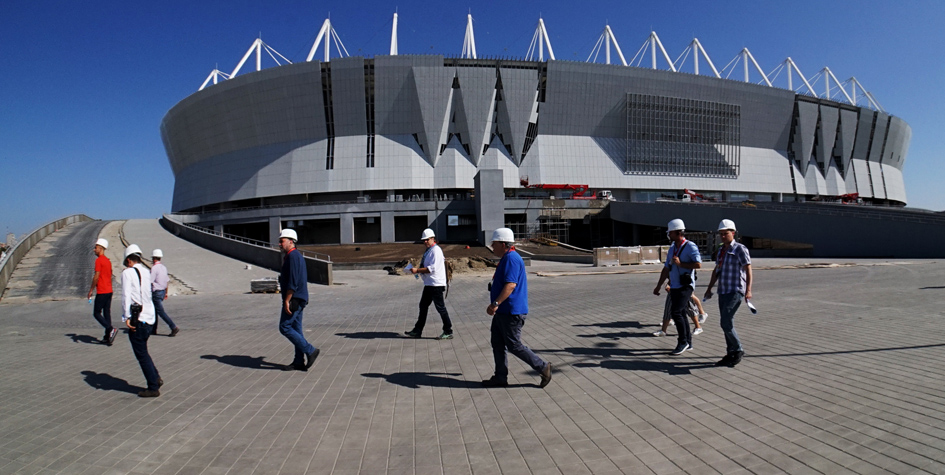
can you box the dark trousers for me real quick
[129,322,161,391]
[93,293,113,335]
[718,292,744,354]
[412,286,452,334]
[490,313,546,380]
[669,287,694,348]
[151,289,176,333]
[279,299,316,366]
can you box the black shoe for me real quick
[138,389,160,398]
[305,349,320,369]
[169,327,180,337]
[670,343,691,356]
[157,378,164,388]
[728,351,744,367]
[481,376,509,388]
[715,354,734,366]
[404,330,421,338]
[539,363,553,388]
[107,328,118,346]
[282,363,306,371]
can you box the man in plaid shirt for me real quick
[704,219,753,367]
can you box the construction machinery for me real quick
[519,177,614,200]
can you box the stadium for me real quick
[160,15,914,254]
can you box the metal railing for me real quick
[1,214,94,301]
[175,221,332,262]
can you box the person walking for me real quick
[652,219,702,355]
[278,229,319,372]
[150,249,180,337]
[482,228,552,388]
[703,219,753,367]
[405,228,454,340]
[88,238,117,345]
[653,284,705,337]
[121,245,162,397]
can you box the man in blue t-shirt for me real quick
[278,229,319,371]
[653,218,702,356]
[482,228,552,388]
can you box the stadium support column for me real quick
[269,218,281,246]
[475,169,505,245]
[340,214,354,244]
[380,212,395,243]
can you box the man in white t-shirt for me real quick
[405,229,454,340]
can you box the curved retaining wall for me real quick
[160,214,332,285]
[0,214,94,301]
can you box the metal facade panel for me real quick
[373,56,424,135]
[329,57,367,137]
[867,112,888,162]
[868,160,886,198]
[817,105,839,170]
[794,101,819,176]
[411,66,455,165]
[837,109,857,175]
[496,68,538,164]
[852,110,874,160]
[881,163,907,203]
[882,116,905,165]
[455,67,497,165]
[851,159,873,198]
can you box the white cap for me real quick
[718,219,736,232]
[124,244,143,259]
[491,228,515,243]
[152,249,163,258]
[420,228,435,240]
[667,219,686,232]
[95,238,108,249]
[279,229,298,241]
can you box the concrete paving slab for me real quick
[2,225,945,473]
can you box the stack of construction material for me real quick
[593,248,620,267]
[618,246,643,265]
[641,246,661,264]
[250,277,280,293]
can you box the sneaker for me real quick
[693,327,703,336]
[652,330,667,337]
[137,389,160,398]
[169,327,180,337]
[481,376,508,388]
[404,330,421,338]
[539,363,553,388]
[436,332,453,340]
[699,313,708,323]
[107,328,118,346]
[715,354,734,366]
[668,319,675,326]
[728,350,744,367]
[305,349,320,369]
[670,343,691,356]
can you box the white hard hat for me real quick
[95,238,108,249]
[124,244,143,259]
[420,228,435,240]
[279,229,298,241]
[667,219,686,232]
[152,249,163,258]
[718,219,737,232]
[491,228,515,243]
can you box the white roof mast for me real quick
[526,18,555,61]
[390,12,398,55]
[587,25,627,65]
[461,12,477,59]
[307,18,349,62]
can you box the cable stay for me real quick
[841,77,885,112]
[525,18,555,61]
[199,69,231,91]
[671,38,719,77]
[628,32,676,72]
[719,48,771,86]
[307,18,350,62]
[229,38,292,79]
[586,25,626,66]
[461,12,477,59]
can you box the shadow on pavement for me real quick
[574,360,716,375]
[66,333,101,344]
[362,372,533,389]
[335,331,402,339]
[919,286,945,289]
[573,321,649,329]
[200,354,285,370]
[81,371,140,394]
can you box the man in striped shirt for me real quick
[703,219,753,367]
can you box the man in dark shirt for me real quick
[277,229,319,371]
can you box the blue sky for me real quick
[3,1,944,238]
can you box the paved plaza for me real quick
[1,220,944,474]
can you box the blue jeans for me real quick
[669,287,694,348]
[280,299,316,366]
[152,290,177,330]
[129,322,161,390]
[490,313,547,380]
[718,292,744,354]
[93,293,113,335]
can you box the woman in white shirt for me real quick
[121,245,162,397]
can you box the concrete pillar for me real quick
[214,225,224,236]
[340,213,354,244]
[268,217,281,245]
[380,212,395,243]
[475,169,505,245]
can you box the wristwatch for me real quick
[492,301,500,307]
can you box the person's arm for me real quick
[704,268,719,300]
[284,289,294,314]
[744,264,752,301]
[653,267,670,295]
[88,270,100,298]
[487,282,517,315]
[121,270,134,328]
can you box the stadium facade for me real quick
[160,23,911,247]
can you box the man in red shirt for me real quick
[88,238,117,345]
